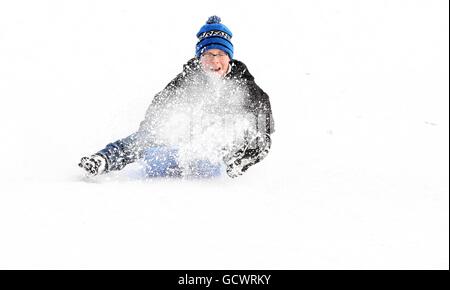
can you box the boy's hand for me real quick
[223,133,271,178]
[78,154,107,177]
[225,158,251,178]
[223,144,251,178]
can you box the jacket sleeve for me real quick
[247,80,275,136]
[226,77,274,174]
[233,60,275,135]
[96,130,153,172]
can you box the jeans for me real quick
[143,147,222,178]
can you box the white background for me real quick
[0,0,448,269]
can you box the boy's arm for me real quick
[224,80,275,178]
[78,59,198,176]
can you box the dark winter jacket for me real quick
[97,58,275,173]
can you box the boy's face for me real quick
[200,49,230,77]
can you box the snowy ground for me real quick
[0,0,448,269]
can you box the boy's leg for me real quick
[143,146,182,177]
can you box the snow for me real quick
[144,71,256,166]
[0,0,448,269]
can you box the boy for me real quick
[79,16,274,178]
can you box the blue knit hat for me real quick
[196,16,233,59]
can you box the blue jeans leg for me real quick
[143,147,223,178]
[143,147,181,177]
